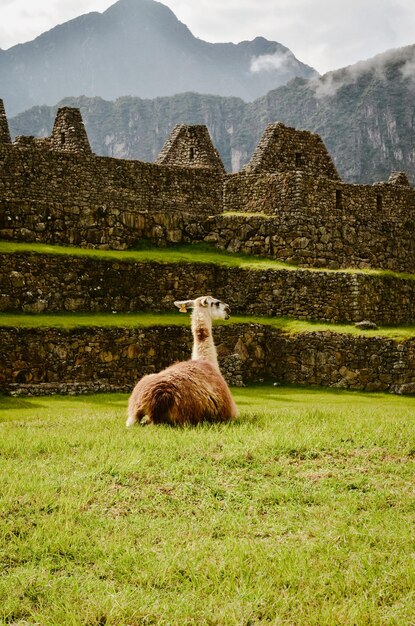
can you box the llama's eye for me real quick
[215,302,220,307]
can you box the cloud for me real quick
[309,73,339,99]
[250,50,292,73]
[309,59,383,100]
[400,55,415,81]
[309,45,415,99]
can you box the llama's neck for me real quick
[191,308,218,368]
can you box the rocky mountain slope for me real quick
[0,0,316,117]
[8,43,415,183]
[247,45,415,183]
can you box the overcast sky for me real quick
[0,0,414,74]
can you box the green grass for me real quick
[2,240,415,280]
[0,385,415,625]
[2,311,415,340]
[0,240,296,271]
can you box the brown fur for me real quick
[196,326,209,342]
[127,358,238,426]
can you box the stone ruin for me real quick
[49,107,92,154]
[243,121,340,179]
[13,107,91,153]
[1,99,415,396]
[156,124,224,172]
[1,100,414,273]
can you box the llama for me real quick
[126,296,238,426]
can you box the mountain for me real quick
[246,45,415,183]
[0,0,316,117]
[9,44,415,183]
[9,93,247,171]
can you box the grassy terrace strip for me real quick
[0,386,414,625]
[2,240,415,281]
[1,311,415,340]
[0,240,297,270]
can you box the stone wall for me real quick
[0,144,222,248]
[266,330,415,394]
[2,252,415,325]
[208,193,415,273]
[3,157,414,271]
[0,325,264,394]
[224,172,299,216]
[1,325,414,396]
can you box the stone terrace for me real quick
[1,100,415,396]
[2,249,415,326]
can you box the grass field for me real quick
[2,311,415,341]
[1,386,414,625]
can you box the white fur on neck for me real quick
[191,306,219,368]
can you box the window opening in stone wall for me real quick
[376,193,382,210]
[189,147,195,161]
[60,132,66,146]
[336,189,342,210]
[295,152,303,167]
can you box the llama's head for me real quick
[174,296,231,320]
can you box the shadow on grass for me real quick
[236,382,395,400]
[0,393,128,420]
[0,395,45,411]
[56,393,128,408]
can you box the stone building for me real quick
[243,122,340,179]
[156,124,224,172]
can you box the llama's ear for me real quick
[199,297,209,307]
[174,300,194,313]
